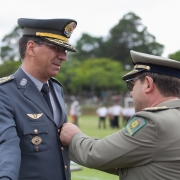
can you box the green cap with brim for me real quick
[122,50,180,80]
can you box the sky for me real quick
[0,0,180,57]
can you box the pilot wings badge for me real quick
[27,113,43,119]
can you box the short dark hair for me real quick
[18,36,44,60]
[139,72,180,98]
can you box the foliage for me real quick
[72,33,106,61]
[169,50,180,61]
[105,12,164,66]
[1,26,22,61]
[55,57,128,94]
[0,60,20,77]
[72,12,164,68]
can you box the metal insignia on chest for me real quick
[27,113,43,119]
[31,136,42,145]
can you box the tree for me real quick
[54,57,127,95]
[1,26,22,61]
[72,12,164,68]
[169,50,180,61]
[72,33,106,61]
[105,12,164,67]
[0,60,21,77]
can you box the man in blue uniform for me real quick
[0,18,77,180]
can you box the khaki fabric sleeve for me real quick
[69,115,158,171]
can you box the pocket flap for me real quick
[23,123,48,135]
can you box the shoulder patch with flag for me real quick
[126,116,147,136]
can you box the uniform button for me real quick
[64,165,67,170]
[61,147,64,151]
[34,129,38,134]
[58,129,61,133]
[35,146,39,152]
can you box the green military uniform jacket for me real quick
[69,99,180,180]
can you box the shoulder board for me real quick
[143,106,168,112]
[0,75,14,84]
[126,116,147,136]
[50,77,63,87]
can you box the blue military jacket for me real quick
[0,68,70,180]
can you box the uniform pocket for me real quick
[21,122,49,153]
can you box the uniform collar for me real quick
[21,66,49,91]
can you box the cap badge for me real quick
[64,22,76,38]
[20,78,27,86]
[31,136,42,145]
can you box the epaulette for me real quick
[143,106,168,112]
[0,75,14,84]
[50,77,63,87]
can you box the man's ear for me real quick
[144,76,154,93]
[26,41,36,57]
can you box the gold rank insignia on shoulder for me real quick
[126,116,147,136]
[0,75,14,84]
[27,113,43,119]
[31,136,42,145]
[143,106,168,111]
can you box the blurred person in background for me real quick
[122,105,135,122]
[60,50,180,180]
[111,100,123,128]
[0,18,77,180]
[96,104,108,129]
[70,100,82,127]
[107,103,114,128]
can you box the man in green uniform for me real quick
[60,50,180,180]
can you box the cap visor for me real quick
[44,37,77,52]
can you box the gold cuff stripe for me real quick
[134,65,150,70]
[36,32,69,42]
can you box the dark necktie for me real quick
[41,83,53,115]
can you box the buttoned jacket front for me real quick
[0,68,70,180]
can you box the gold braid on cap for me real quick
[45,37,72,48]
[36,32,69,42]
[134,65,150,70]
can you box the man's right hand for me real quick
[60,122,82,146]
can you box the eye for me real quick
[47,44,58,51]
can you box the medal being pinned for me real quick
[31,136,42,146]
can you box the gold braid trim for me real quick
[36,32,68,42]
[134,65,150,70]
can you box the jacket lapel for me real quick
[49,80,67,126]
[14,68,54,121]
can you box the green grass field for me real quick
[70,115,127,180]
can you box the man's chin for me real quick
[51,70,60,77]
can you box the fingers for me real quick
[60,122,82,146]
